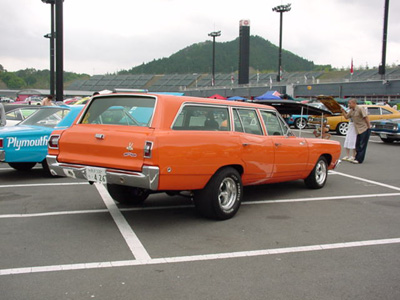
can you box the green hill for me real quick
[119,35,327,75]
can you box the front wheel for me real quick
[194,167,243,220]
[106,184,150,205]
[336,122,348,135]
[380,137,394,143]
[8,162,36,171]
[304,157,328,189]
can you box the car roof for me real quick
[94,93,278,111]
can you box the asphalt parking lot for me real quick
[1,130,399,300]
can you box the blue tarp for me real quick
[254,91,282,100]
[227,96,247,101]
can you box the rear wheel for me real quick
[8,162,36,171]
[304,157,328,189]
[106,184,150,205]
[41,159,55,177]
[336,122,348,135]
[295,118,307,129]
[194,167,242,220]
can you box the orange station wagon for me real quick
[46,93,341,220]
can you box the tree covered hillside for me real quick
[119,35,329,75]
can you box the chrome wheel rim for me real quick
[297,118,306,129]
[339,123,348,135]
[218,177,237,210]
[315,160,327,185]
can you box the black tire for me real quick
[106,184,150,205]
[8,162,36,171]
[194,167,243,220]
[304,157,328,189]
[41,159,55,177]
[380,137,394,143]
[336,122,348,136]
[295,118,307,129]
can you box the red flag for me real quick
[350,58,354,75]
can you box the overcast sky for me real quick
[1,0,399,75]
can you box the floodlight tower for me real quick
[208,31,221,86]
[272,3,291,82]
[41,0,55,97]
[42,0,64,101]
[379,0,390,78]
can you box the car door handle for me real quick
[275,143,282,147]
[300,141,305,145]
[242,143,250,147]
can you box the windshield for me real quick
[80,96,155,126]
[19,107,71,127]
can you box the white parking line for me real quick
[94,183,151,261]
[2,192,400,219]
[1,171,399,277]
[0,182,89,188]
[331,171,400,191]
[1,237,399,276]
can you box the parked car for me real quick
[0,97,14,103]
[286,114,308,129]
[73,96,91,105]
[5,106,43,126]
[251,99,332,131]
[371,118,400,143]
[46,93,341,220]
[308,97,400,135]
[0,105,84,174]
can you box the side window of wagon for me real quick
[235,109,263,135]
[172,105,230,131]
[260,111,285,136]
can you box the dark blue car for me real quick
[371,118,400,143]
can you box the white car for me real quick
[5,106,43,126]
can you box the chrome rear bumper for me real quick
[46,155,159,190]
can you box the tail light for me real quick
[0,138,3,148]
[48,134,60,149]
[144,141,153,158]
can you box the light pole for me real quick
[44,33,55,98]
[272,3,291,82]
[41,0,55,97]
[208,31,221,86]
[379,0,390,78]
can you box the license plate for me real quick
[380,133,387,139]
[86,167,107,184]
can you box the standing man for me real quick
[0,102,6,126]
[341,99,371,164]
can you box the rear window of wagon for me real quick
[80,96,155,127]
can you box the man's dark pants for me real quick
[355,129,371,163]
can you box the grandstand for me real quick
[66,68,400,95]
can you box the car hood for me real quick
[316,96,343,114]
[250,99,333,115]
